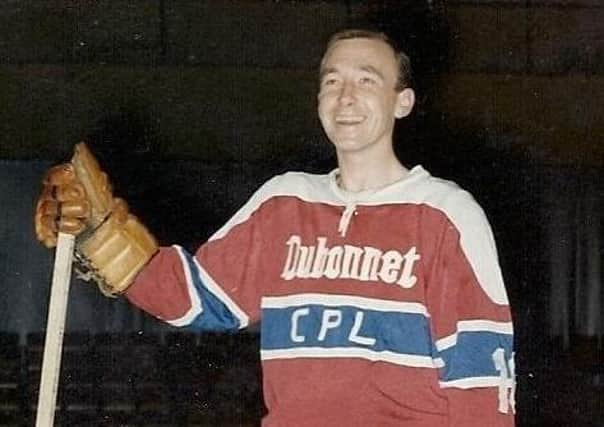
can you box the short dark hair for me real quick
[321,29,413,91]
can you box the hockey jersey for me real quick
[126,165,516,426]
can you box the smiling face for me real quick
[317,37,414,157]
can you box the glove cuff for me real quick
[76,212,158,297]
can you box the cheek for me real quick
[373,98,397,122]
[317,97,332,123]
[317,92,330,107]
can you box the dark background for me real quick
[0,1,603,426]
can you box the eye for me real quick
[322,77,338,86]
[359,76,377,85]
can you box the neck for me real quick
[336,147,408,192]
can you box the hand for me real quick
[34,143,158,296]
[34,164,91,248]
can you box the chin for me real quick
[329,132,362,146]
[332,139,370,154]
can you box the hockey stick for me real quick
[35,232,76,427]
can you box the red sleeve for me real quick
[125,246,197,323]
[424,197,516,427]
[124,183,277,331]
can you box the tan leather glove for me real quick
[34,164,91,248]
[34,143,158,296]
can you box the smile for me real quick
[335,115,365,125]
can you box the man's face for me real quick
[317,38,413,156]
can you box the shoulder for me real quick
[394,166,487,225]
[408,168,493,244]
[407,168,508,305]
[260,171,330,194]
[209,171,333,241]
[250,170,336,205]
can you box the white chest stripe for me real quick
[262,293,429,316]
[261,347,444,369]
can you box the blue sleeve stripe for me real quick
[192,256,250,328]
[167,246,248,332]
[438,330,514,382]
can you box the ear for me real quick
[394,88,415,119]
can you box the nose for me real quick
[338,81,356,105]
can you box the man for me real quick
[36,29,515,426]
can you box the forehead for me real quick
[320,38,398,77]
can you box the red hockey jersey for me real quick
[127,165,516,426]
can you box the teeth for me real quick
[336,115,364,124]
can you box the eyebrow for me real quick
[319,67,337,81]
[359,65,385,81]
[319,65,386,81]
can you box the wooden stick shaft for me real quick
[35,233,75,427]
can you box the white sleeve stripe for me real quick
[440,376,515,389]
[166,245,203,327]
[458,320,514,334]
[166,246,250,329]
[435,320,514,351]
[193,257,250,329]
[435,334,457,351]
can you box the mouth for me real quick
[335,115,365,125]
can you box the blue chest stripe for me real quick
[261,305,433,357]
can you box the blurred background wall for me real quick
[0,1,602,425]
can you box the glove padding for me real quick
[34,143,158,296]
